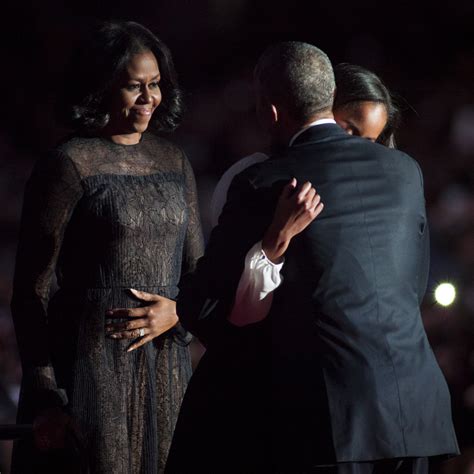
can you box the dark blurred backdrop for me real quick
[0,1,473,472]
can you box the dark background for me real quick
[0,1,473,472]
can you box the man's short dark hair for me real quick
[255,41,335,123]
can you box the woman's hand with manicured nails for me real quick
[105,289,179,352]
[262,178,324,263]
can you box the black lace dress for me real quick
[10,132,204,473]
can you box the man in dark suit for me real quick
[117,42,460,472]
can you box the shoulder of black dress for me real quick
[143,132,186,161]
[55,135,101,156]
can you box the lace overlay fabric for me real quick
[11,132,204,473]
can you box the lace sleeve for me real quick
[181,155,204,276]
[173,154,204,345]
[11,150,83,411]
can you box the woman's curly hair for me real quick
[58,21,184,133]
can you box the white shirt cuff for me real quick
[238,241,284,302]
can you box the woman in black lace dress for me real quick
[10,21,203,473]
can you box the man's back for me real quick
[168,39,459,471]
[169,124,458,472]
[236,124,459,466]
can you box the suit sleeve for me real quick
[177,170,269,348]
[418,222,430,305]
[414,160,430,305]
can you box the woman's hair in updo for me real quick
[333,63,400,147]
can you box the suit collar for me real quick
[289,119,337,146]
[290,123,347,147]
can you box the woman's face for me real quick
[107,50,162,134]
[333,101,388,142]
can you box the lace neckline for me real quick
[99,133,145,147]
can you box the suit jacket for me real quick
[171,124,459,470]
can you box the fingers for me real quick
[127,334,154,352]
[105,318,147,334]
[106,307,148,318]
[310,192,321,209]
[303,188,317,209]
[288,180,324,220]
[310,202,324,219]
[107,293,172,318]
[308,202,324,221]
[296,181,313,202]
[299,193,324,223]
[280,177,298,200]
[296,182,320,212]
[129,288,161,302]
[107,327,150,340]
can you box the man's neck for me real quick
[293,111,335,136]
[269,110,336,151]
[280,112,335,147]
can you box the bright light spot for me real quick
[435,283,456,307]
